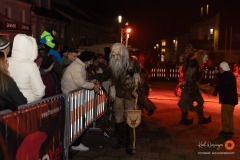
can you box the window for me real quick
[4,7,11,18]
[206,4,209,15]
[41,0,50,9]
[200,7,203,17]
[20,11,25,23]
[161,40,166,46]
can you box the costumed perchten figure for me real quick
[132,56,156,116]
[178,50,211,125]
[174,44,196,97]
[102,43,141,155]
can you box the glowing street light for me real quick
[210,28,214,35]
[118,15,132,48]
[121,23,131,47]
[118,15,122,23]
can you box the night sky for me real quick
[68,0,202,49]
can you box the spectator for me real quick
[40,24,62,64]
[87,53,108,82]
[0,51,27,111]
[61,48,78,77]
[0,35,10,57]
[38,44,62,94]
[103,47,111,64]
[8,34,45,103]
[39,53,57,98]
[218,62,238,138]
[61,50,100,151]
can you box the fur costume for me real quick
[102,43,141,154]
[178,50,211,125]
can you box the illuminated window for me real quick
[161,41,166,46]
[206,4,209,15]
[161,48,165,52]
[200,7,203,17]
[161,55,165,62]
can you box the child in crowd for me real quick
[40,24,62,64]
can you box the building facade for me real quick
[160,1,240,66]
[0,0,32,41]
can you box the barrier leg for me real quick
[88,93,102,132]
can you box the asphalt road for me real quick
[69,80,240,160]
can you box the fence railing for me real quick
[150,68,217,80]
[0,88,107,160]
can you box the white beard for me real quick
[109,58,125,79]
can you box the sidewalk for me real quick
[69,80,240,160]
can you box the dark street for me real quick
[69,80,240,160]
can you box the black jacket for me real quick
[219,71,238,106]
[0,77,27,111]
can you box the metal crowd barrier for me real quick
[150,68,179,79]
[0,94,66,160]
[0,88,107,160]
[150,68,216,80]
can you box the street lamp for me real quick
[118,15,122,42]
[173,39,178,62]
[118,15,122,23]
[121,23,131,47]
[209,28,214,53]
[210,28,214,35]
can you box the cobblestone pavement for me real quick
[69,80,240,160]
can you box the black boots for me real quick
[197,110,211,124]
[113,123,136,155]
[112,122,126,149]
[179,112,193,125]
[180,109,211,125]
[125,125,135,155]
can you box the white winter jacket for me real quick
[8,34,45,103]
[61,58,94,94]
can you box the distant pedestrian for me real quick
[217,62,238,138]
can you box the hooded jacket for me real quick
[8,34,45,103]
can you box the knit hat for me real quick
[78,50,95,62]
[0,35,10,50]
[40,56,53,70]
[219,62,230,71]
